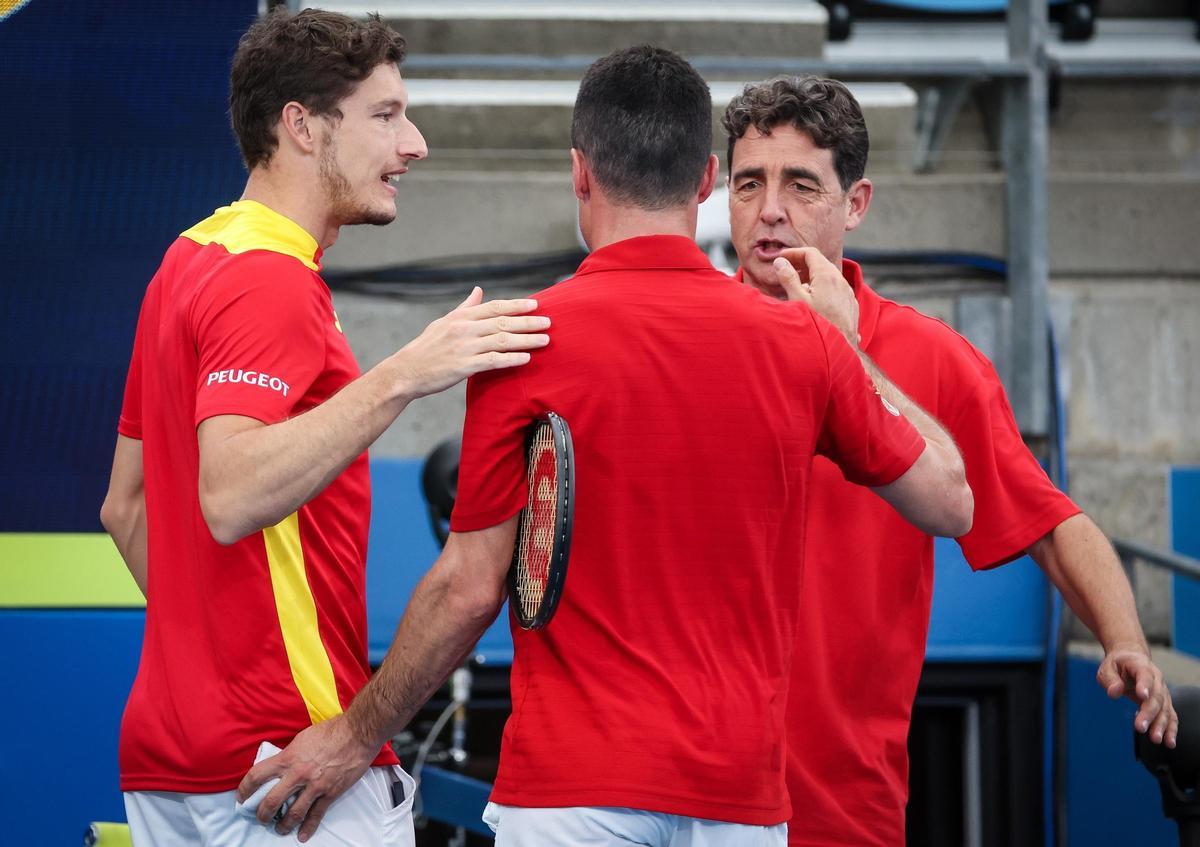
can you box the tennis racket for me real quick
[508,412,574,630]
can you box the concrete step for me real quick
[312,1,827,76]
[824,18,1200,66]
[325,169,1200,276]
[1070,640,1200,687]
[407,79,916,172]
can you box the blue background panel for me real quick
[1172,467,1200,658]
[925,537,1049,662]
[1,610,143,845]
[1064,654,1176,846]
[364,458,515,665]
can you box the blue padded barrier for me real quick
[1064,654,1177,845]
[925,538,1049,662]
[1172,467,1200,659]
[0,609,143,845]
[365,458,516,665]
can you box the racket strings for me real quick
[515,424,559,618]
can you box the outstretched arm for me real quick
[1029,513,1177,747]
[199,289,548,544]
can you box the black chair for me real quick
[1137,686,1200,847]
[421,437,461,548]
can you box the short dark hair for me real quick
[229,8,407,170]
[571,46,712,210]
[722,76,869,192]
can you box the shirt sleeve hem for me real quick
[117,417,142,440]
[961,498,1082,571]
[450,501,526,534]
[871,437,926,487]
[194,407,277,429]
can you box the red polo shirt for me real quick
[764,260,1080,846]
[117,200,395,792]
[452,236,924,825]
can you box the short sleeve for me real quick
[450,368,535,532]
[191,255,328,427]
[947,355,1081,569]
[814,317,925,487]
[117,297,147,440]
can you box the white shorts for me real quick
[483,802,787,847]
[124,743,415,847]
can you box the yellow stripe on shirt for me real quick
[180,200,320,271]
[262,512,342,724]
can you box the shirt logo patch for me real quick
[206,369,291,397]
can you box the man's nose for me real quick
[759,186,786,225]
[400,118,428,161]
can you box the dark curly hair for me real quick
[229,8,407,171]
[721,76,869,191]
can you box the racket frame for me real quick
[509,411,574,630]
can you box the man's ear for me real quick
[697,154,720,204]
[570,148,590,201]
[844,177,873,233]
[278,101,318,155]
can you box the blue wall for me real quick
[1171,467,1200,658]
[0,0,254,533]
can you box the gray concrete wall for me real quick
[325,171,1200,276]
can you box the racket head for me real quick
[508,412,574,630]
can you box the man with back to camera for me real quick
[237,46,973,846]
[722,75,1177,846]
[99,8,551,845]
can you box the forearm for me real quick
[103,500,148,596]
[859,351,959,463]
[202,355,415,542]
[858,350,971,535]
[345,559,505,747]
[1030,513,1148,653]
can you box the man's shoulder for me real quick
[873,294,995,378]
[187,246,322,307]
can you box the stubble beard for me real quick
[319,135,396,228]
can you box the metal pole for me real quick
[1005,0,1051,437]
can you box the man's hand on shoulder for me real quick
[1097,643,1178,748]
[236,714,379,842]
[772,247,860,347]
[392,286,551,398]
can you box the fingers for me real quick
[1148,698,1173,745]
[454,286,483,310]
[259,774,303,826]
[778,246,840,284]
[1095,658,1126,700]
[1132,663,1156,704]
[471,350,534,374]
[273,782,318,835]
[772,257,812,303]
[777,246,821,276]
[473,331,550,354]
[1103,651,1176,745]
[458,296,541,321]
[236,760,276,804]
[476,314,552,337]
[465,315,550,357]
[297,794,336,843]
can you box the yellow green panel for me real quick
[0,534,145,608]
